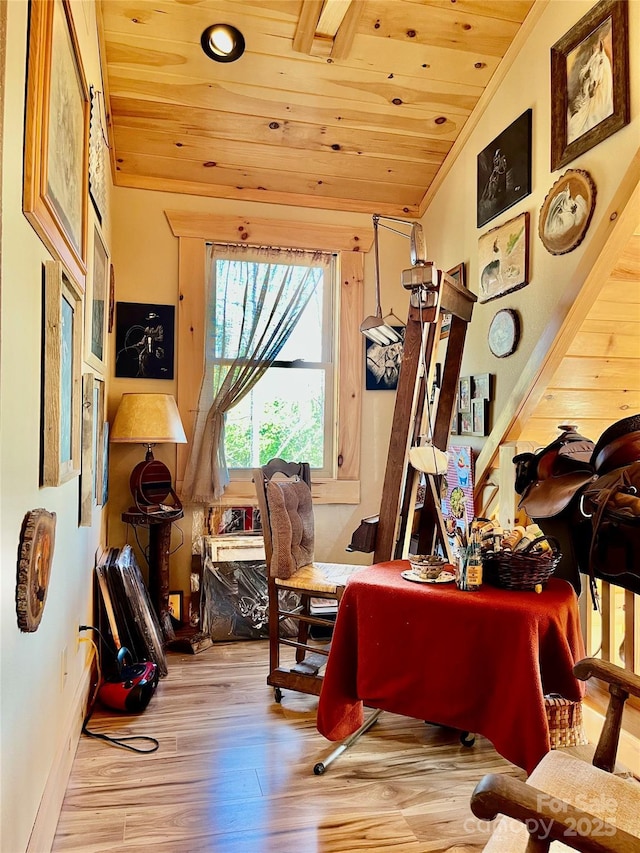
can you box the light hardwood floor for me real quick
[52,641,525,852]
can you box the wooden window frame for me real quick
[165,211,373,505]
[213,246,336,480]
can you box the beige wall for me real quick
[1,2,639,851]
[423,0,640,461]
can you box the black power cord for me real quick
[79,625,160,754]
[81,722,159,754]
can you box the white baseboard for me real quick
[26,650,94,853]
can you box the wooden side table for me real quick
[122,508,183,642]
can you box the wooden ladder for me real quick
[357,270,477,563]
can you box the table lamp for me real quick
[111,393,187,512]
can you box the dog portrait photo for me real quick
[539,170,596,255]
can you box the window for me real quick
[168,210,370,505]
[211,248,336,477]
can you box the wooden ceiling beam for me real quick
[294,0,358,60]
[331,1,362,60]
[293,0,324,54]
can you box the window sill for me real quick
[177,478,360,506]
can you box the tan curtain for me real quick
[182,243,329,502]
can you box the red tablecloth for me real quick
[317,562,586,774]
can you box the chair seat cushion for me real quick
[275,562,361,594]
[482,750,640,851]
[266,479,314,578]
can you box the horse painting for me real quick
[566,21,614,145]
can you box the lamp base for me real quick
[129,458,182,513]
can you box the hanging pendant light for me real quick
[360,216,404,345]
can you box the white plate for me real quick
[401,569,455,584]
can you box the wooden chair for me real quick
[470,657,640,852]
[253,458,361,703]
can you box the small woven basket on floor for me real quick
[545,694,588,749]
[482,536,561,591]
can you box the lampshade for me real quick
[361,214,428,344]
[111,394,187,446]
[361,216,406,345]
[360,317,403,345]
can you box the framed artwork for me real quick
[85,221,109,372]
[79,372,95,527]
[551,0,630,171]
[488,308,520,359]
[440,313,451,339]
[448,263,466,289]
[201,559,289,641]
[458,376,471,413]
[477,109,532,228]
[478,212,529,303]
[108,263,115,333]
[92,378,106,506]
[430,362,441,405]
[472,373,492,401]
[168,591,184,625]
[440,263,466,339]
[115,302,176,379]
[88,86,108,223]
[206,506,261,535]
[539,169,596,255]
[441,446,475,548]
[365,328,405,390]
[23,0,89,289]
[100,421,110,506]
[472,399,489,436]
[460,411,473,435]
[41,261,83,486]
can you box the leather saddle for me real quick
[518,470,595,519]
[514,416,640,597]
[515,424,595,517]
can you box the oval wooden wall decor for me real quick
[16,508,56,632]
[488,308,520,358]
[538,169,596,255]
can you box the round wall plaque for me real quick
[488,309,520,358]
[539,169,596,255]
[16,508,56,632]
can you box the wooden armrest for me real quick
[574,658,640,699]
[471,774,638,853]
[574,657,640,773]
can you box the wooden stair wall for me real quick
[518,223,640,448]
[475,153,640,496]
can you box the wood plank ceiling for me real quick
[99,0,535,216]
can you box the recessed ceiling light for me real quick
[200,24,245,63]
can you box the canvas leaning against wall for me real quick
[441,446,475,552]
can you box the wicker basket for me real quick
[482,536,561,591]
[545,694,588,749]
